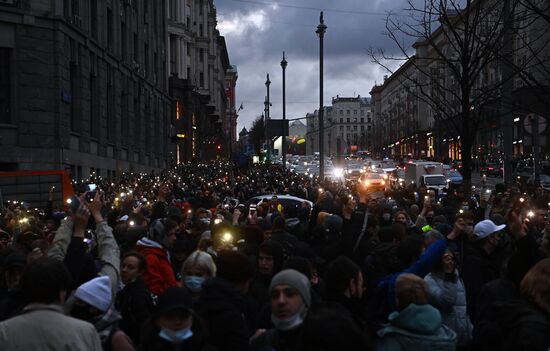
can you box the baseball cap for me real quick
[473,219,506,240]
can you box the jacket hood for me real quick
[378,304,456,344]
[389,303,442,335]
[137,237,163,249]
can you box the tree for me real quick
[370,0,528,192]
[248,115,265,154]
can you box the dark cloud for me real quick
[216,0,411,132]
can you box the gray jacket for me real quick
[0,304,102,351]
[48,218,120,296]
[425,271,473,346]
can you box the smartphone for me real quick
[69,195,80,214]
[86,184,97,202]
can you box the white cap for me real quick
[473,220,506,240]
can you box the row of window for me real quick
[338,109,370,116]
[339,125,372,131]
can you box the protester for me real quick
[375,273,457,350]
[181,250,217,301]
[0,258,102,350]
[116,251,154,344]
[139,287,211,351]
[425,249,473,348]
[251,269,311,350]
[135,218,179,296]
[69,275,134,350]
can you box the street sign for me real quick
[524,114,547,134]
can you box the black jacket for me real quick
[492,300,550,351]
[115,277,154,344]
[195,277,251,351]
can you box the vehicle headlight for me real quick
[383,174,388,179]
[381,180,386,185]
[360,169,365,173]
[365,181,370,186]
[333,168,344,177]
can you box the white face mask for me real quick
[271,305,306,331]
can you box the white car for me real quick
[246,194,313,210]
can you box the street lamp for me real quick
[265,74,271,161]
[316,12,327,180]
[281,52,288,170]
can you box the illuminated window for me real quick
[176,100,182,119]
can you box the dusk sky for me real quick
[215,0,412,136]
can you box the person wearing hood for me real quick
[115,251,154,345]
[251,269,312,351]
[69,276,134,351]
[375,273,456,351]
[249,240,284,307]
[135,218,179,296]
[139,287,211,351]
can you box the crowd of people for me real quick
[1,160,550,350]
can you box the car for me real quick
[481,163,503,177]
[345,163,365,180]
[245,194,313,211]
[358,172,387,192]
[445,169,463,185]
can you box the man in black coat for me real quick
[195,250,256,351]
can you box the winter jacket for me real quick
[115,277,154,344]
[195,277,251,351]
[0,303,102,351]
[135,238,177,296]
[378,239,448,311]
[375,303,457,351]
[49,218,121,296]
[490,299,550,351]
[461,242,510,317]
[251,326,303,351]
[425,271,473,346]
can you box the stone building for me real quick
[0,0,171,179]
[306,96,373,155]
[167,0,232,163]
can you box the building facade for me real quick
[167,0,232,163]
[0,0,171,179]
[306,96,373,155]
[370,1,550,162]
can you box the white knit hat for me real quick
[74,276,112,312]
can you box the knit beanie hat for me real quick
[74,276,112,312]
[270,269,311,307]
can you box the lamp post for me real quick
[265,74,271,161]
[316,12,327,180]
[281,52,288,169]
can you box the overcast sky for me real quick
[215,0,412,136]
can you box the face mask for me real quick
[184,276,205,293]
[159,326,193,344]
[198,218,211,226]
[382,213,391,222]
[271,305,306,331]
[71,304,97,322]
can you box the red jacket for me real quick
[136,240,177,296]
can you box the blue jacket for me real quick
[375,303,457,351]
[378,239,448,310]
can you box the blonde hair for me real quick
[395,273,429,310]
[520,258,550,314]
[181,250,217,278]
